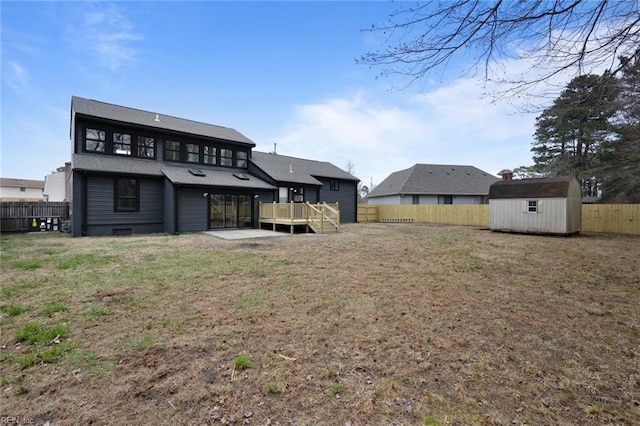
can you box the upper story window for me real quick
[330,179,340,191]
[203,146,216,165]
[82,126,156,159]
[186,143,199,163]
[165,140,181,161]
[113,132,131,155]
[85,128,106,152]
[236,151,248,168]
[137,137,156,158]
[220,149,233,167]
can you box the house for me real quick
[43,163,71,202]
[0,178,44,201]
[69,96,358,237]
[488,176,582,235]
[249,151,359,223]
[366,164,499,205]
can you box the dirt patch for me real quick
[1,224,639,424]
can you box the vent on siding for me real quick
[113,228,132,236]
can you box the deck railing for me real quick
[259,202,340,233]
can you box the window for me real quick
[412,195,420,205]
[137,136,156,158]
[114,178,139,212]
[528,200,538,213]
[330,179,340,191]
[220,149,233,166]
[113,132,131,155]
[203,145,216,165]
[292,187,304,202]
[20,187,26,192]
[85,128,106,152]
[236,151,248,168]
[438,195,453,205]
[165,140,181,161]
[186,143,199,163]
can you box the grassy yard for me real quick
[1,224,638,425]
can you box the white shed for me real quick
[489,176,582,235]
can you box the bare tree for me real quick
[358,1,640,97]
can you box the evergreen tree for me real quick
[532,73,619,196]
[600,51,640,202]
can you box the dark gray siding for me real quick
[70,171,83,236]
[84,175,163,235]
[317,178,358,223]
[163,180,176,234]
[177,187,207,232]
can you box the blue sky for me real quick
[2,1,539,186]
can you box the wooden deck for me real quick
[258,202,340,234]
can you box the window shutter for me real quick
[521,200,527,213]
[538,200,544,214]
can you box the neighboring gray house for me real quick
[249,152,359,223]
[367,164,499,205]
[489,176,582,235]
[69,96,358,236]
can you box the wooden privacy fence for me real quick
[0,201,69,233]
[358,204,640,235]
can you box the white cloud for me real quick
[68,4,141,71]
[4,61,29,92]
[259,81,538,187]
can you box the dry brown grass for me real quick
[1,223,639,425]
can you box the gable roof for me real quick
[71,96,255,146]
[489,176,576,199]
[0,178,45,189]
[250,151,358,185]
[368,164,499,197]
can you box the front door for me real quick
[209,194,251,229]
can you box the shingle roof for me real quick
[162,167,275,190]
[0,178,45,189]
[250,151,358,185]
[71,96,255,146]
[368,164,499,197]
[72,154,164,176]
[72,154,275,190]
[489,176,575,199]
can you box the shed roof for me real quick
[489,176,576,199]
[71,96,255,146]
[250,151,358,185]
[368,164,499,197]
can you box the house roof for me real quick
[162,167,275,190]
[71,96,255,146]
[250,151,359,185]
[72,154,275,190]
[368,164,499,198]
[489,176,576,199]
[0,178,45,189]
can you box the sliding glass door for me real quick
[209,194,251,229]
